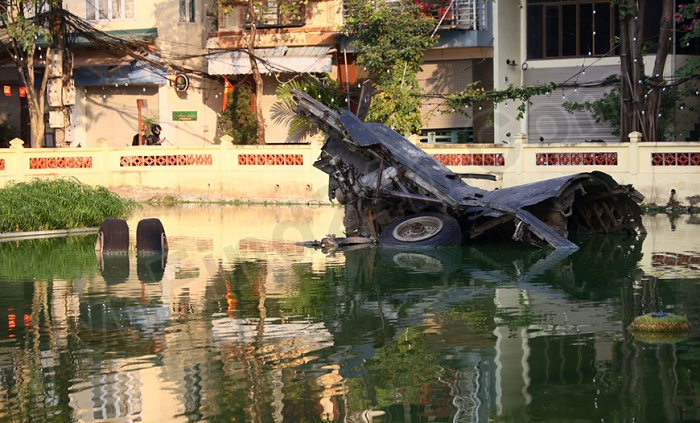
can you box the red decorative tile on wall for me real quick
[120,154,213,167]
[29,157,93,169]
[432,153,505,167]
[536,152,618,166]
[237,154,304,166]
[652,252,700,268]
[651,152,700,166]
[0,159,4,171]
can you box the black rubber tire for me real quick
[378,212,462,247]
[136,218,168,254]
[97,218,129,253]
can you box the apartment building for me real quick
[0,1,696,148]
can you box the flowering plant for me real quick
[675,2,700,44]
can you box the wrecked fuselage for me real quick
[293,90,646,250]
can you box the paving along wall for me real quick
[1,132,698,206]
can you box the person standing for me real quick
[132,125,147,146]
[146,124,167,145]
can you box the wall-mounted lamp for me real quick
[506,59,518,67]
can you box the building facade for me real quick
[0,1,697,149]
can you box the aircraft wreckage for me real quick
[292,90,646,251]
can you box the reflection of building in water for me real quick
[212,318,336,419]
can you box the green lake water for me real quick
[0,205,699,422]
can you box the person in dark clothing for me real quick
[132,125,147,146]
[146,124,166,145]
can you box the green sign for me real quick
[172,111,197,121]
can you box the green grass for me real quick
[629,313,691,333]
[0,178,141,233]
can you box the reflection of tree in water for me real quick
[345,327,451,419]
[214,258,343,421]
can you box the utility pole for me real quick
[48,4,75,147]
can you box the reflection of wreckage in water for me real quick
[293,90,646,250]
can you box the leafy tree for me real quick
[245,0,266,145]
[676,1,700,45]
[615,0,675,141]
[217,0,309,144]
[342,0,438,135]
[0,116,19,148]
[218,86,258,145]
[562,1,700,141]
[0,0,61,148]
[275,76,344,137]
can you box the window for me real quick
[527,0,616,60]
[180,0,195,23]
[86,0,135,21]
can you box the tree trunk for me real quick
[645,0,673,142]
[248,0,266,145]
[18,49,49,148]
[619,0,645,141]
[619,0,673,142]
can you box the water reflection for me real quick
[0,207,699,422]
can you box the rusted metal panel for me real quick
[293,90,646,251]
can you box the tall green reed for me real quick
[0,178,141,233]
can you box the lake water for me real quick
[1,205,699,423]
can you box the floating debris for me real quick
[629,312,691,343]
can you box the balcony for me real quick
[343,0,486,31]
[216,1,306,31]
[246,1,305,29]
[426,0,486,31]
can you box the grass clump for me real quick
[629,312,691,333]
[0,178,141,233]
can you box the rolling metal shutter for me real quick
[418,60,473,129]
[525,65,619,143]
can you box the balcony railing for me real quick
[428,0,486,31]
[342,0,486,31]
[246,1,305,29]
